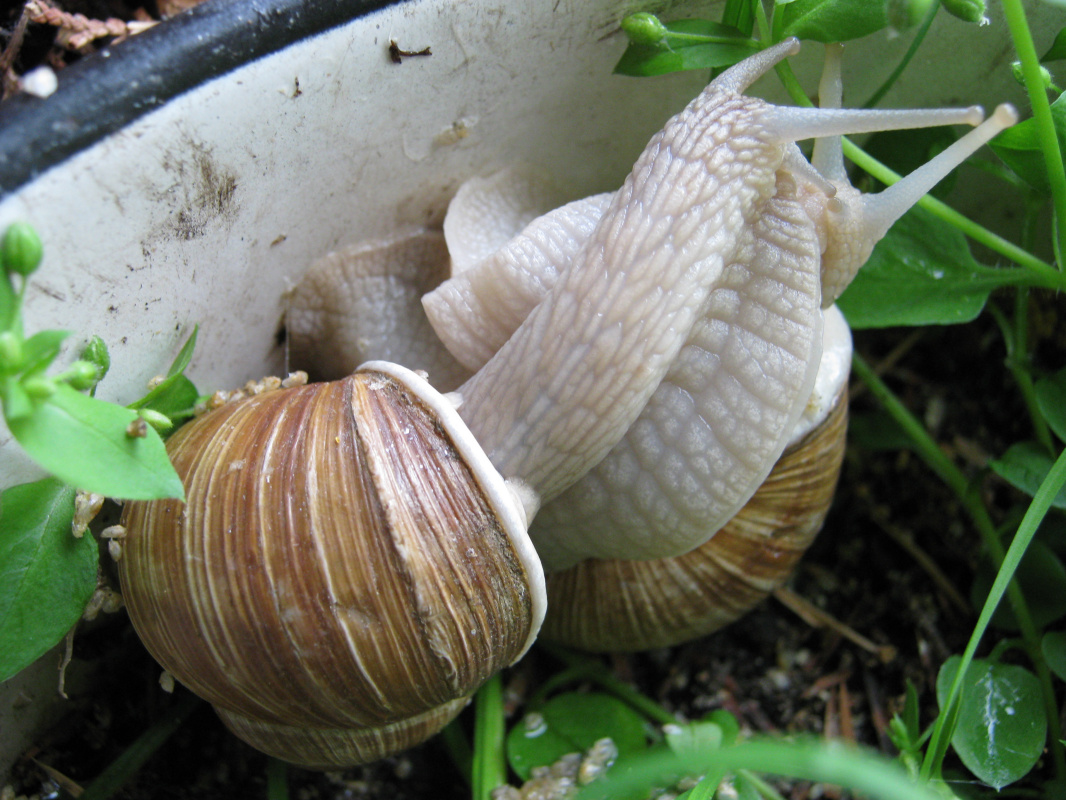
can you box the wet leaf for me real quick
[936,657,1045,789]
[506,693,646,780]
[838,206,1006,328]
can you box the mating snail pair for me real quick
[116,40,1017,769]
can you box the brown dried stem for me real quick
[25,0,155,50]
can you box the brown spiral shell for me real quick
[117,366,542,768]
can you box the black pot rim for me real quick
[0,0,401,198]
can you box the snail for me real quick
[119,39,1017,768]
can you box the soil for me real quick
[2,3,1064,799]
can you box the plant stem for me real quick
[987,298,1054,454]
[842,141,1062,287]
[863,0,940,109]
[472,673,508,800]
[1001,0,1066,269]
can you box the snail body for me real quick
[120,40,1019,767]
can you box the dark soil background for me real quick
[2,2,1065,799]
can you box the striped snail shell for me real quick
[117,364,544,769]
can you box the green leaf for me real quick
[838,206,1006,329]
[666,720,728,793]
[126,328,200,427]
[6,384,184,500]
[972,539,1066,630]
[778,0,888,42]
[128,374,199,426]
[665,720,723,755]
[614,20,756,77]
[1042,631,1066,682]
[722,0,756,36]
[990,441,1066,508]
[506,693,647,781]
[20,329,70,376]
[1043,28,1066,62]
[703,709,739,746]
[936,657,1046,790]
[0,478,96,682]
[166,325,198,378]
[1035,367,1066,443]
[990,91,1066,195]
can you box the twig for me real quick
[847,330,924,403]
[773,586,897,663]
[868,506,971,615]
[30,758,84,797]
[25,0,156,50]
[0,3,31,98]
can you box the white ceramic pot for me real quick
[0,0,1054,489]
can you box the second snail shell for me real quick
[541,386,847,652]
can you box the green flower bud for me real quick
[621,12,667,46]
[1,222,43,277]
[22,375,56,399]
[0,330,23,369]
[1011,61,1055,92]
[80,335,111,381]
[943,0,987,24]
[65,360,102,391]
[139,408,173,433]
